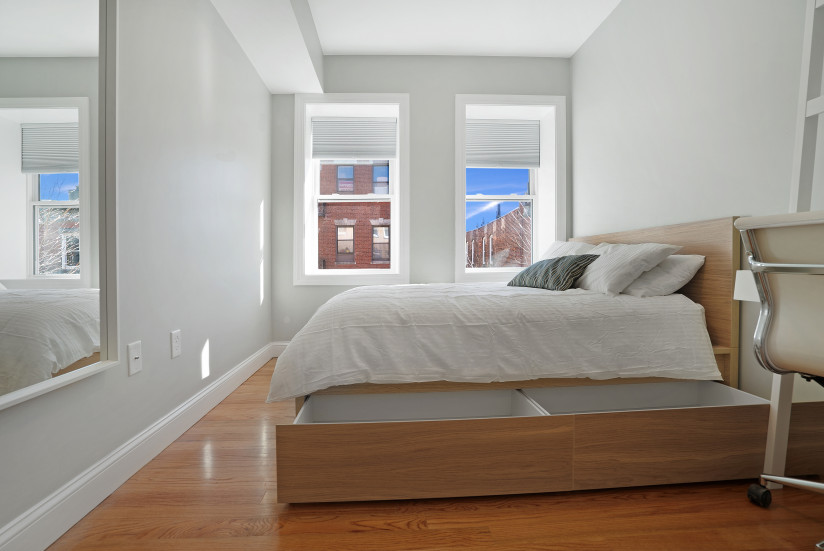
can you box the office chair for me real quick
[735,212,824,548]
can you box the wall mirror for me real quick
[0,0,117,410]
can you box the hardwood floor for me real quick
[49,360,824,550]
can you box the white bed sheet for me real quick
[267,282,721,402]
[0,288,100,395]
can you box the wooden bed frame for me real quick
[275,217,802,504]
[53,352,100,378]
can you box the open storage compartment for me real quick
[522,381,768,414]
[277,389,573,503]
[294,389,547,424]
[524,381,770,490]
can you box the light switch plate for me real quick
[127,341,142,376]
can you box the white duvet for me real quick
[0,289,100,395]
[267,283,721,401]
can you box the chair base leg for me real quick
[761,474,824,495]
[747,483,772,508]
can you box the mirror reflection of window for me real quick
[0,100,99,400]
[32,172,82,275]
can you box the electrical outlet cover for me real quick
[171,330,182,358]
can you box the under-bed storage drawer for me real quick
[276,390,574,503]
[522,382,770,490]
[276,382,770,503]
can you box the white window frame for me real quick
[294,93,410,286]
[15,98,91,287]
[454,95,567,283]
[27,173,84,278]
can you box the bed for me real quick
[273,217,779,503]
[271,217,741,403]
[267,284,722,401]
[0,288,100,396]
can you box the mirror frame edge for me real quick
[0,0,119,412]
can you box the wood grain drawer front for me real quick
[522,381,770,491]
[572,405,769,490]
[787,401,824,477]
[277,415,574,503]
[277,389,571,503]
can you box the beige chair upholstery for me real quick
[736,211,824,379]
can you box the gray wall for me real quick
[0,117,26,279]
[570,0,824,400]
[272,55,571,340]
[0,58,99,286]
[0,0,272,530]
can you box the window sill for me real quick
[295,270,409,286]
[456,268,522,283]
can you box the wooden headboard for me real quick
[572,217,740,386]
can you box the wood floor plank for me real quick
[47,359,824,551]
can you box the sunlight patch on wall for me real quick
[260,258,265,306]
[260,200,265,306]
[201,339,210,379]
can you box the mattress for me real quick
[267,282,721,402]
[0,288,100,396]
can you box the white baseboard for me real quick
[271,340,289,357]
[0,342,278,551]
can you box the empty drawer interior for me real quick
[295,389,547,424]
[522,381,769,415]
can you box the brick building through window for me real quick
[465,202,532,268]
[317,162,392,269]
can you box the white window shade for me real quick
[21,123,79,174]
[465,119,540,168]
[312,117,397,159]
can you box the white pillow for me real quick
[540,240,596,260]
[0,282,6,290]
[623,255,705,297]
[575,242,682,296]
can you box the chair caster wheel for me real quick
[747,483,771,508]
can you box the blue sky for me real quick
[39,173,79,201]
[465,168,529,231]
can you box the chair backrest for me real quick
[735,211,824,378]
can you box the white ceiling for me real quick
[0,0,98,57]
[0,0,620,91]
[308,0,621,58]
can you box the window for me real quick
[20,115,90,283]
[336,226,355,263]
[372,226,390,262]
[372,164,389,194]
[455,96,567,282]
[465,169,533,268]
[294,94,409,285]
[336,165,354,193]
[31,173,81,275]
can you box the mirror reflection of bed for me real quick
[0,0,100,399]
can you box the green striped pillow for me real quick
[507,254,600,291]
